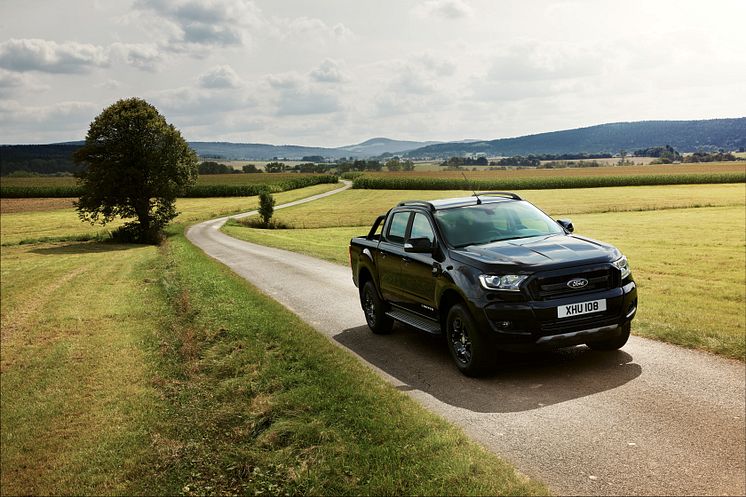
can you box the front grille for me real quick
[530,265,617,300]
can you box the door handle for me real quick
[402,256,411,264]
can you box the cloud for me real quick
[0,38,109,73]
[310,58,345,83]
[0,99,99,142]
[414,0,473,20]
[0,69,49,97]
[267,71,341,116]
[283,17,353,41]
[134,0,264,50]
[198,65,242,88]
[150,85,255,120]
[109,43,163,71]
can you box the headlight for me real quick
[479,274,527,291]
[613,256,631,279]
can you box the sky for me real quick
[1,0,745,146]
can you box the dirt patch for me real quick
[0,198,77,214]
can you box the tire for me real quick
[445,304,492,376]
[587,322,631,351]
[361,280,393,334]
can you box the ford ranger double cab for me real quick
[349,192,637,376]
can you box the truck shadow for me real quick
[334,323,642,413]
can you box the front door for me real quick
[400,212,438,319]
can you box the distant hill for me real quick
[405,118,746,158]
[336,137,440,156]
[2,118,744,175]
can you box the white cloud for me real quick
[310,58,345,83]
[109,43,163,71]
[198,65,243,88]
[414,0,473,20]
[150,85,255,118]
[0,99,99,143]
[134,0,264,50]
[0,38,109,73]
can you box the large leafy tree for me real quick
[74,98,198,243]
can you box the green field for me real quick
[222,185,746,361]
[0,186,546,495]
[0,183,340,246]
[0,173,338,198]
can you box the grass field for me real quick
[0,183,340,246]
[0,222,546,495]
[222,185,746,361]
[0,173,338,198]
[248,183,746,228]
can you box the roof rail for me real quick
[397,200,435,210]
[474,191,522,201]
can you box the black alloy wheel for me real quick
[446,304,491,376]
[361,281,393,334]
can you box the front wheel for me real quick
[361,281,393,334]
[445,304,492,376]
[587,322,631,351]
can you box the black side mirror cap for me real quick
[404,237,434,253]
[556,219,574,233]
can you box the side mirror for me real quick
[404,237,434,253]
[556,219,574,233]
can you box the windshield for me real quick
[434,201,564,248]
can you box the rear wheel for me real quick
[445,304,492,376]
[361,280,393,334]
[587,322,631,351]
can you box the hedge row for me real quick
[0,174,339,198]
[352,172,746,190]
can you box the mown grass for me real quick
[222,188,746,361]
[254,183,746,229]
[0,183,340,246]
[0,173,338,198]
[353,171,745,191]
[0,231,547,495]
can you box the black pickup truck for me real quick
[349,192,637,376]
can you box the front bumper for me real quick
[471,280,637,352]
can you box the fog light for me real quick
[497,321,512,329]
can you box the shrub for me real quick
[258,191,275,227]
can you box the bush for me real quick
[258,191,275,226]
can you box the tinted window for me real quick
[434,201,564,248]
[410,213,435,244]
[386,211,410,243]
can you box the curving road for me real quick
[187,182,745,496]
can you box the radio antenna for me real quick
[462,171,481,204]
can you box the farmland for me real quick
[0,173,338,198]
[0,183,545,495]
[0,183,340,245]
[222,184,746,360]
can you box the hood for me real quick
[451,234,619,269]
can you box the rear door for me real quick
[377,210,412,305]
[399,212,439,319]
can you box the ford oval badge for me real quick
[567,278,589,289]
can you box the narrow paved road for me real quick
[187,182,746,496]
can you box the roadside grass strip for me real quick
[0,230,547,495]
[139,229,547,495]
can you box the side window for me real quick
[409,213,435,244]
[386,211,411,244]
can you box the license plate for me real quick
[557,299,606,318]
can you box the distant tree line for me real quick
[682,151,738,163]
[0,144,82,176]
[634,145,682,163]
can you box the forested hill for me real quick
[405,118,746,158]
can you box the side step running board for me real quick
[386,308,441,334]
